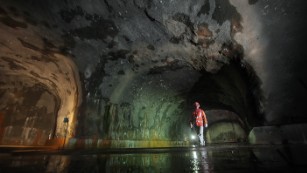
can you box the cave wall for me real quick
[0,0,82,145]
[0,0,306,146]
[77,66,200,141]
[0,80,58,145]
[62,0,258,142]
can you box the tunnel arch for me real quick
[0,16,82,145]
[0,54,82,145]
[205,109,247,143]
[187,59,264,143]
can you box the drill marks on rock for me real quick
[0,15,27,29]
[1,56,26,71]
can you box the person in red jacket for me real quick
[190,101,208,146]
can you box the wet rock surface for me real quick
[0,0,307,145]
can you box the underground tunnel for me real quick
[0,0,307,172]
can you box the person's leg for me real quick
[203,127,206,146]
[198,126,204,145]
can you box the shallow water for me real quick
[0,145,306,173]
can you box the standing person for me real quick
[190,101,208,146]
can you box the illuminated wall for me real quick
[0,0,307,147]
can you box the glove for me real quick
[205,124,208,128]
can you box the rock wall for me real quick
[1,0,306,147]
[0,0,82,145]
[249,124,307,145]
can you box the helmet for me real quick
[194,101,200,107]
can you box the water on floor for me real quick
[0,145,306,173]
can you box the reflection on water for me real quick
[0,146,305,173]
[67,153,173,173]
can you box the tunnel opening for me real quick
[0,53,82,147]
[71,57,264,146]
[187,59,264,144]
[205,110,247,143]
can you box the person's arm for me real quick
[202,110,208,127]
[190,112,194,128]
[190,118,193,128]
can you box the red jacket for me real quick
[192,108,208,127]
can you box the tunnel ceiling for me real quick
[1,0,307,142]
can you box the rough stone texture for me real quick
[0,0,307,146]
[0,0,82,144]
[248,124,307,144]
[248,126,283,145]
